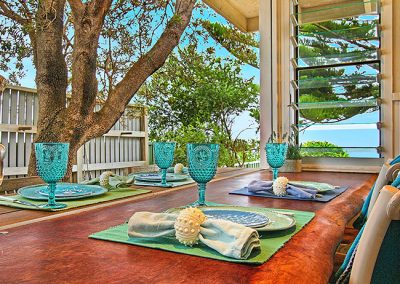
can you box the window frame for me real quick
[291,1,383,160]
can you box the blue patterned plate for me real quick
[135,173,188,182]
[18,183,107,201]
[201,209,270,228]
[166,206,296,232]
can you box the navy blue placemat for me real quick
[229,186,348,203]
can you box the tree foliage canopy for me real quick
[200,20,259,69]
[0,0,197,175]
[301,141,350,158]
[138,45,259,166]
[297,18,379,125]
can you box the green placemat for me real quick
[89,206,315,264]
[81,175,135,188]
[133,178,195,188]
[0,187,151,211]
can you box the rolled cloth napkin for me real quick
[127,211,260,259]
[167,167,189,174]
[247,180,318,199]
[81,175,135,188]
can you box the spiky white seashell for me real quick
[174,163,184,174]
[273,176,289,196]
[174,208,206,246]
[99,171,114,187]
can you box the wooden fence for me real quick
[0,85,148,181]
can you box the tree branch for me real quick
[67,0,84,14]
[315,23,374,51]
[35,0,69,130]
[66,0,112,120]
[91,0,113,18]
[91,0,196,139]
[0,1,38,70]
[0,1,30,25]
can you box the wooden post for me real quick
[259,0,273,169]
[76,146,84,182]
[141,108,149,165]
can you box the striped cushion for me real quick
[334,226,365,283]
[354,155,400,229]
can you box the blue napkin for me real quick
[247,180,318,199]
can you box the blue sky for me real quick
[1,7,261,141]
[1,7,379,157]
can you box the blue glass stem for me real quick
[272,168,279,180]
[161,168,167,185]
[48,183,56,206]
[198,183,206,206]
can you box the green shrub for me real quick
[301,141,350,158]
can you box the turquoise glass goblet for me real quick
[266,143,288,180]
[35,142,69,209]
[187,143,220,207]
[153,142,176,186]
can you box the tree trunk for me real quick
[27,109,94,178]
[27,0,196,179]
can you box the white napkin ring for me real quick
[174,208,207,246]
[273,177,289,196]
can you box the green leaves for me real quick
[301,141,349,158]
[138,46,259,167]
[297,16,380,125]
[200,20,259,68]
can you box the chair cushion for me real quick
[353,189,373,229]
[391,175,400,187]
[334,226,365,283]
[390,155,400,165]
[354,161,399,229]
[371,220,400,284]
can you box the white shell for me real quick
[174,208,206,246]
[99,171,114,187]
[273,176,289,196]
[174,163,184,174]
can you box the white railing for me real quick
[0,85,148,180]
[234,160,260,168]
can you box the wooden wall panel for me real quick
[393,101,400,156]
[393,0,400,93]
[392,0,400,157]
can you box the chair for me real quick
[350,185,400,283]
[391,155,400,165]
[353,158,400,229]
[334,158,400,282]
[390,170,400,187]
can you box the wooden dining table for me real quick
[0,169,375,284]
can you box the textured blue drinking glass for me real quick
[266,143,288,180]
[153,142,176,186]
[187,143,220,207]
[35,143,69,209]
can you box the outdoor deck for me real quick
[0,169,376,284]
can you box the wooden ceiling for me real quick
[202,0,259,32]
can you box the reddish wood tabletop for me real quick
[0,167,257,228]
[0,170,375,284]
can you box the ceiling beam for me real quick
[247,16,259,32]
[203,0,249,32]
